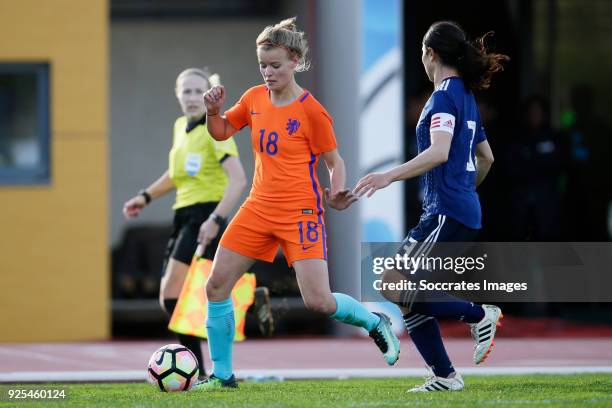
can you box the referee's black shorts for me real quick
[162,202,224,273]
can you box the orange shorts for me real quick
[220,204,327,266]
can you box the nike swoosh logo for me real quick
[250,111,260,115]
[155,349,166,365]
[302,245,314,251]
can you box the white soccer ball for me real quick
[146,344,199,392]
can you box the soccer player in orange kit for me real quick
[192,17,400,390]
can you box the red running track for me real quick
[1,337,611,374]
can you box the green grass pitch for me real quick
[1,374,611,407]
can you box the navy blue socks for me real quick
[404,313,455,378]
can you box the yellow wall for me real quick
[0,0,109,342]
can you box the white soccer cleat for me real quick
[470,304,503,365]
[408,369,464,392]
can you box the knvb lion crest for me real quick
[286,118,300,135]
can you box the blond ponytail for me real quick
[256,17,310,72]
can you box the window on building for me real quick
[0,63,50,185]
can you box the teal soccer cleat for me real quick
[190,374,238,391]
[369,312,400,365]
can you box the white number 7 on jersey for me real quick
[466,120,476,172]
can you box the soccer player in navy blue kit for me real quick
[355,21,509,392]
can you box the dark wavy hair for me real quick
[423,21,509,91]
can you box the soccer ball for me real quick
[147,344,199,392]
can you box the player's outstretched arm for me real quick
[322,149,358,211]
[354,131,451,198]
[474,140,494,187]
[122,171,175,219]
[204,85,239,141]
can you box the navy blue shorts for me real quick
[396,214,479,308]
[398,214,479,264]
[406,214,478,243]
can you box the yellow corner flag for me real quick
[168,256,256,341]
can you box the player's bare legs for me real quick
[192,246,256,391]
[293,259,400,365]
[159,259,190,309]
[292,259,336,313]
[206,246,256,301]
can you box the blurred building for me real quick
[1,0,611,342]
[0,0,108,341]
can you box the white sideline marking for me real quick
[1,367,612,383]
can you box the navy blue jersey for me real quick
[415,77,487,229]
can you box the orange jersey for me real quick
[224,85,337,219]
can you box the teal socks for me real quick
[330,292,380,332]
[206,298,235,380]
